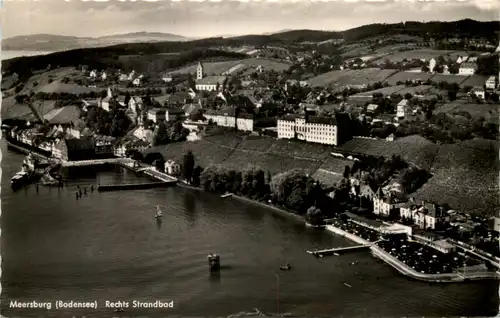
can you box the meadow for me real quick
[434,102,499,124]
[383,71,434,85]
[307,68,397,87]
[1,97,57,121]
[374,49,472,63]
[459,75,490,88]
[430,74,469,85]
[171,57,291,75]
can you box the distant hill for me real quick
[229,19,499,44]
[2,32,191,51]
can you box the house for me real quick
[459,62,478,75]
[128,97,143,114]
[442,65,450,75]
[204,106,254,132]
[132,78,141,86]
[428,58,436,72]
[277,112,351,146]
[162,74,173,83]
[467,56,478,63]
[119,74,128,81]
[89,70,97,79]
[401,199,449,230]
[396,99,409,119]
[101,72,107,81]
[373,188,405,217]
[128,71,136,81]
[147,108,166,123]
[164,160,181,175]
[367,104,379,113]
[456,56,463,64]
[165,108,185,122]
[485,76,496,89]
[94,135,116,157]
[472,86,485,99]
[114,138,149,157]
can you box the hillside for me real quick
[2,32,191,51]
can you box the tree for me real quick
[343,165,351,178]
[183,150,195,183]
[152,121,169,146]
[305,206,324,226]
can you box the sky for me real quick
[1,0,499,39]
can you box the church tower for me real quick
[196,61,204,80]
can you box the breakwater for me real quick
[97,181,177,192]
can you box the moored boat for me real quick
[220,193,233,198]
[305,222,326,229]
[11,170,34,190]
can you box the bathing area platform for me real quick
[97,181,177,192]
[307,240,383,256]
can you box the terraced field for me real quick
[460,75,490,88]
[413,139,499,217]
[338,136,440,170]
[430,74,468,85]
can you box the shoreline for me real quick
[6,142,498,283]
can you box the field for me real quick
[341,45,372,58]
[350,85,434,99]
[311,169,344,188]
[338,135,440,170]
[459,75,489,88]
[307,68,397,87]
[383,71,434,85]
[430,74,468,85]
[1,97,57,121]
[434,102,499,124]
[34,82,101,94]
[19,67,78,94]
[171,57,291,76]
[44,105,82,123]
[373,49,472,64]
[413,139,499,217]
[374,44,418,54]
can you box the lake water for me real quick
[1,50,53,61]
[1,141,498,317]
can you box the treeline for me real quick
[2,47,247,80]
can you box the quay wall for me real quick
[325,225,371,246]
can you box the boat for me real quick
[333,253,339,256]
[11,171,32,190]
[344,283,352,288]
[155,205,163,218]
[208,253,220,271]
[280,263,292,271]
[220,193,233,198]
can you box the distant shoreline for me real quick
[1,50,54,61]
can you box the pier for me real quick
[97,181,177,192]
[307,244,374,256]
[61,158,133,167]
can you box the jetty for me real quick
[97,181,176,192]
[61,158,132,167]
[307,240,382,256]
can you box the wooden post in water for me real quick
[275,274,279,316]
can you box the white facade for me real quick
[486,76,496,89]
[397,99,409,118]
[459,64,477,75]
[197,62,204,80]
[133,78,141,86]
[147,109,166,123]
[428,58,436,72]
[101,72,107,81]
[204,114,254,132]
[164,160,181,175]
[473,88,485,99]
[277,117,338,146]
[195,83,218,91]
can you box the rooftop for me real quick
[196,75,227,86]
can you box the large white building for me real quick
[396,99,409,119]
[277,113,349,146]
[400,200,449,230]
[204,107,254,132]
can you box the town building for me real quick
[147,108,166,123]
[373,188,405,218]
[458,62,478,75]
[485,76,497,89]
[277,112,351,146]
[164,160,181,175]
[94,135,116,157]
[428,58,436,72]
[101,72,107,81]
[164,108,185,122]
[400,199,449,230]
[396,99,409,119]
[204,107,254,132]
[472,86,485,99]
